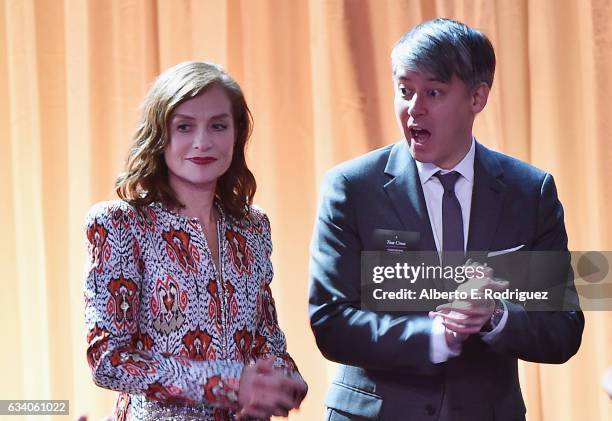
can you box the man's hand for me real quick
[237,358,307,420]
[444,323,469,351]
[432,261,508,335]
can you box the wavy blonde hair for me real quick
[116,61,256,220]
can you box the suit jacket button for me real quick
[425,404,436,416]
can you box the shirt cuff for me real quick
[430,315,461,363]
[480,299,509,342]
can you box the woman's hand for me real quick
[237,358,307,419]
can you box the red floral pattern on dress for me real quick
[233,328,253,360]
[225,229,253,275]
[206,278,223,333]
[131,331,154,351]
[252,332,269,356]
[162,228,200,273]
[107,276,139,332]
[110,347,159,376]
[86,222,109,272]
[182,327,213,360]
[224,278,238,321]
[259,283,279,330]
[145,382,195,406]
[86,323,109,369]
[150,275,188,335]
[203,376,239,409]
[132,239,145,276]
[111,207,132,229]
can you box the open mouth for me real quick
[410,127,431,143]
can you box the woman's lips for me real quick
[187,157,217,165]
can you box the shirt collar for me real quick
[415,138,475,185]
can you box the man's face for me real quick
[393,67,487,169]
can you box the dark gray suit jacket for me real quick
[308,141,584,421]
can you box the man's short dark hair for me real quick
[391,18,496,89]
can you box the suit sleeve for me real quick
[485,173,584,363]
[309,170,441,374]
[84,202,242,409]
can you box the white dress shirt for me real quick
[411,139,508,363]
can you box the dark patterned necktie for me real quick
[434,171,465,267]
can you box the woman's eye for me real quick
[176,124,191,132]
[428,89,441,97]
[212,123,228,131]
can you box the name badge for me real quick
[372,229,420,253]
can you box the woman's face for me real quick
[164,85,235,195]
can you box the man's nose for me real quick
[408,94,426,117]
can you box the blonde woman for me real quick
[84,61,307,420]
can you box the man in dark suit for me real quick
[309,18,584,421]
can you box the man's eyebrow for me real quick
[395,75,446,83]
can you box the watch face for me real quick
[491,301,504,325]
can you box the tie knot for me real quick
[435,171,460,193]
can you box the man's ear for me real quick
[471,82,490,113]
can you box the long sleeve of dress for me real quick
[251,213,301,377]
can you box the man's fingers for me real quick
[436,302,487,314]
[429,310,446,319]
[435,305,491,317]
[486,279,509,292]
[435,302,470,312]
[443,320,484,334]
[438,312,485,326]
[439,312,487,329]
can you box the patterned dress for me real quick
[84,200,301,420]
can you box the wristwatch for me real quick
[482,299,504,332]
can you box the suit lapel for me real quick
[383,142,437,252]
[467,143,506,257]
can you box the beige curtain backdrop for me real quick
[1,0,611,420]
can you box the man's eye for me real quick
[399,85,413,98]
[428,89,441,97]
